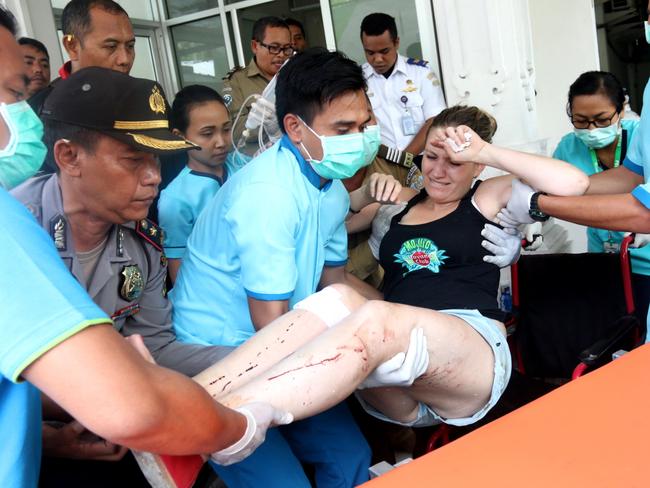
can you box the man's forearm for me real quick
[586,166,643,195]
[539,193,650,233]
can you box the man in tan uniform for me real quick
[223,16,292,151]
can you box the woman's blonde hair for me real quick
[428,105,497,143]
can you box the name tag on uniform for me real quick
[399,95,416,136]
[401,113,416,136]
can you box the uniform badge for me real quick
[119,265,144,302]
[149,86,166,114]
[223,94,233,107]
[51,215,67,251]
[427,72,441,86]
[402,80,417,93]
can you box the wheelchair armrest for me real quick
[578,315,640,367]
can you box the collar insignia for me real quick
[51,215,67,251]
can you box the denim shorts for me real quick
[356,308,512,427]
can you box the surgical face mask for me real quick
[645,21,650,44]
[574,120,620,149]
[299,119,380,180]
[0,101,46,190]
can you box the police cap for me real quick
[41,67,198,155]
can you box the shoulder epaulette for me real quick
[135,218,164,252]
[406,57,429,68]
[223,66,244,81]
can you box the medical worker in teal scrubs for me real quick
[553,70,650,330]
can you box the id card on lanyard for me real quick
[400,95,416,136]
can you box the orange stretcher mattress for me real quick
[363,344,650,487]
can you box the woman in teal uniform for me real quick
[553,70,649,326]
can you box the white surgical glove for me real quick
[358,328,429,389]
[481,224,522,267]
[247,96,280,138]
[624,232,650,248]
[210,402,293,466]
[496,179,536,228]
[522,222,544,251]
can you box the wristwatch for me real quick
[529,192,549,222]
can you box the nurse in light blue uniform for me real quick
[170,136,370,488]
[554,71,650,329]
[157,85,249,282]
[171,136,350,346]
[170,49,375,488]
[623,71,650,340]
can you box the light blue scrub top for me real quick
[553,119,650,275]
[624,79,650,341]
[158,152,249,259]
[0,188,108,488]
[170,136,349,347]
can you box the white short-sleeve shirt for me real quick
[363,54,446,151]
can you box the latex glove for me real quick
[358,328,429,389]
[210,403,293,466]
[365,172,402,205]
[522,222,544,251]
[42,420,128,461]
[481,224,522,267]
[496,179,536,227]
[624,232,650,248]
[247,96,280,137]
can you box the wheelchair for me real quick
[422,234,644,454]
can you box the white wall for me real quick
[529,0,600,152]
[433,0,539,148]
[528,0,600,252]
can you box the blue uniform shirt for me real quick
[158,152,249,259]
[170,136,349,347]
[554,119,650,275]
[625,80,650,205]
[0,188,108,487]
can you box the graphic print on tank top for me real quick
[394,237,448,275]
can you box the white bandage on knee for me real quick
[293,286,351,328]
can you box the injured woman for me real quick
[194,105,589,433]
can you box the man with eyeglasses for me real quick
[223,16,293,147]
[498,1,650,342]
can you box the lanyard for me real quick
[589,134,622,173]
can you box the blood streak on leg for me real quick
[267,353,343,381]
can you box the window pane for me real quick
[164,0,219,19]
[330,0,423,66]
[170,16,229,92]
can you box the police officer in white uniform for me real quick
[361,13,445,158]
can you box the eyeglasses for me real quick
[569,110,619,129]
[257,41,294,56]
